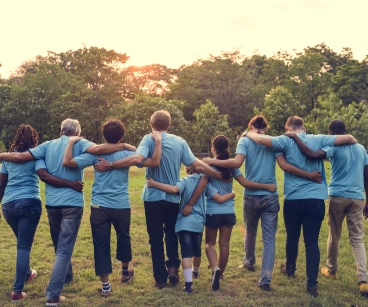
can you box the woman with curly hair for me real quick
[0,124,83,303]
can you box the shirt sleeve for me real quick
[205,182,218,199]
[74,153,97,169]
[0,162,8,174]
[29,141,49,160]
[273,150,284,158]
[235,138,247,157]
[321,146,335,159]
[231,168,243,178]
[79,138,96,153]
[271,135,288,152]
[181,139,196,166]
[135,135,151,159]
[175,177,187,194]
[35,159,47,171]
[315,135,336,148]
[365,152,368,166]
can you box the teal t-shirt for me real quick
[205,166,242,214]
[235,136,278,196]
[271,133,336,200]
[1,158,45,204]
[74,150,136,209]
[136,132,196,203]
[174,174,218,233]
[29,136,94,207]
[323,143,368,199]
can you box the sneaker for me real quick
[11,292,26,302]
[121,268,135,283]
[25,270,37,283]
[237,264,255,272]
[359,282,368,297]
[192,271,199,278]
[168,268,179,286]
[211,268,221,291]
[259,284,270,291]
[46,296,65,306]
[307,285,318,297]
[280,263,296,278]
[183,282,193,293]
[321,267,338,279]
[98,289,111,297]
[155,281,166,290]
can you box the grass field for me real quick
[1,162,368,306]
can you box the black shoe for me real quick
[168,268,179,286]
[244,264,255,272]
[155,281,166,289]
[259,284,270,291]
[192,272,199,278]
[183,282,193,293]
[211,268,221,291]
[307,285,318,297]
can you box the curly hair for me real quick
[9,124,39,152]
[212,135,231,181]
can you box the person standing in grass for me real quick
[203,116,322,291]
[62,119,162,296]
[284,119,368,298]
[245,116,357,297]
[0,118,128,306]
[95,110,224,289]
[0,124,84,303]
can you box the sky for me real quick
[1,0,367,78]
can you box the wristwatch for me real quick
[109,162,113,170]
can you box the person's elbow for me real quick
[134,155,146,165]
[190,160,202,173]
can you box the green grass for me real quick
[1,162,368,306]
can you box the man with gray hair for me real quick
[0,118,130,306]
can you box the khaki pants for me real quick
[326,196,368,282]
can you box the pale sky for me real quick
[1,0,367,78]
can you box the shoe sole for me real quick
[212,269,221,291]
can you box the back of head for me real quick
[248,115,268,130]
[151,110,171,131]
[328,119,347,135]
[185,166,196,175]
[102,119,126,143]
[285,116,304,132]
[61,118,81,136]
[10,124,39,152]
[212,135,231,181]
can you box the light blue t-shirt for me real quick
[1,158,45,204]
[136,132,196,203]
[323,144,368,199]
[271,133,336,200]
[174,174,218,233]
[29,136,94,207]
[205,166,242,214]
[74,150,136,209]
[235,136,278,196]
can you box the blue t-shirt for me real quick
[205,166,242,214]
[271,133,336,200]
[323,144,368,199]
[1,158,45,204]
[74,150,136,209]
[235,136,278,196]
[175,174,218,233]
[136,132,196,203]
[29,136,94,207]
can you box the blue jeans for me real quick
[283,199,325,287]
[144,200,180,283]
[243,195,279,285]
[2,198,42,293]
[46,207,83,300]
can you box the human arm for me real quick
[181,176,208,216]
[203,154,245,169]
[0,173,8,201]
[333,135,357,145]
[235,175,277,192]
[0,151,34,163]
[86,142,125,155]
[245,132,273,148]
[190,160,223,180]
[122,143,136,151]
[284,133,326,160]
[212,191,236,203]
[363,165,368,219]
[36,169,84,192]
[146,177,179,194]
[62,137,79,167]
[141,131,162,167]
[276,155,322,183]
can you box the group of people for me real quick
[0,110,367,306]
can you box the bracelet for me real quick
[187,203,194,207]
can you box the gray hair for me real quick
[60,118,81,136]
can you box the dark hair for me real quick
[185,166,196,175]
[248,115,267,130]
[9,124,39,152]
[212,135,231,181]
[328,119,347,135]
[101,119,125,143]
[151,110,171,131]
[285,116,304,131]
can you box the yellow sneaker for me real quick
[321,267,338,279]
[359,282,368,297]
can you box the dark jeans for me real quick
[284,199,325,287]
[2,198,42,293]
[144,200,180,283]
[46,207,83,300]
[90,207,132,276]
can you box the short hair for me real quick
[185,166,196,175]
[102,119,126,143]
[61,118,81,136]
[9,124,39,152]
[328,119,347,135]
[248,115,268,130]
[151,110,171,131]
[285,116,304,131]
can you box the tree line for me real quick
[1,43,367,152]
